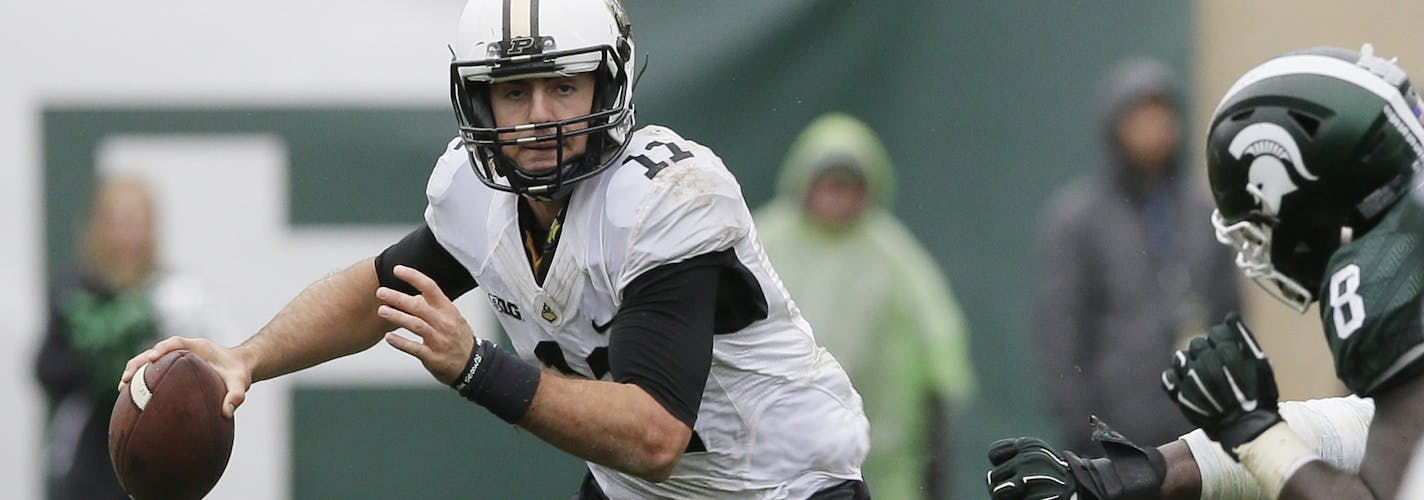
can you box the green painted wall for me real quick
[43,2,1193,498]
[291,387,582,499]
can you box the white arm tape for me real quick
[1234,422,1321,498]
[1182,396,1373,500]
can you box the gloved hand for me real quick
[985,417,1165,500]
[986,437,1078,500]
[1161,312,1282,460]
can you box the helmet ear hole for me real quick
[1288,110,1321,137]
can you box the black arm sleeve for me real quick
[608,248,767,428]
[375,224,477,299]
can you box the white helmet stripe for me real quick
[1215,54,1424,145]
[504,0,536,39]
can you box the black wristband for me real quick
[450,339,542,424]
[1065,416,1168,500]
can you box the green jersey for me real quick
[1319,196,1424,395]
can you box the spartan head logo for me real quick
[1227,122,1316,217]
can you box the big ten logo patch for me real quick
[489,294,523,320]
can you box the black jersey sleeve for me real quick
[608,248,767,428]
[375,224,477,299]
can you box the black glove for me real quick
[985,417,1165,500]
[1161,312,1282,460]
[986,437,1077,500]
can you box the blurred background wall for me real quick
[4,1,1419,498]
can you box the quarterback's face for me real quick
[490,73,597,174]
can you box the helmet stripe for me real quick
[1216,54,1424,145]
[503,0,535,40]
[501,0,510,40]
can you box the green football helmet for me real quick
[1208,44,1424,312]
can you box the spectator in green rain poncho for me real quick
[755,112,977,499]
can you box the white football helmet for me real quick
[450,0,636,199]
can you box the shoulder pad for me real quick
[426,138,470,202]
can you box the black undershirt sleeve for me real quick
[608,248,768,428]
[375,224,477,299]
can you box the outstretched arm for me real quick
[239,257,397,382]
[119,257,397,416]
[119,223,478,417]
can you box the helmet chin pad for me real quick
[489,147,596,200]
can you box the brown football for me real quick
[109,349,235,500]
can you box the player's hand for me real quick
[119,336,252,419]
[987,416,1166,500]
[986,437,1078,500]
[377,265,479,386]
[1161,312,1282,459]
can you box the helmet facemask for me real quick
[1212,210,1314,312]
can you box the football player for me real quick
[117,0,872,498]
[986,44,1424,500]
[1162,44,1424,500]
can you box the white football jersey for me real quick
[424,125,869,499]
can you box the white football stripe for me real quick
[130,363,153,411]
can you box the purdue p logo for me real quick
[506,36,536,55]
